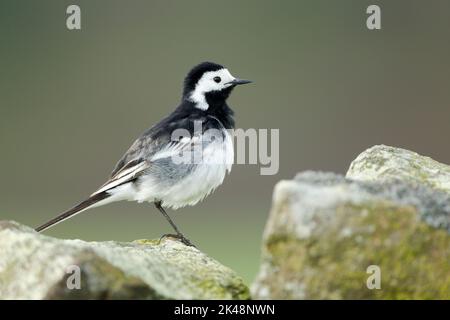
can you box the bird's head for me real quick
[182,62,252,110]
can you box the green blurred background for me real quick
[1,0,450,284]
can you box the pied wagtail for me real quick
[35,62,252,246]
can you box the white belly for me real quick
[112,131,234,209]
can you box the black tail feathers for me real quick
[35,192,110,232]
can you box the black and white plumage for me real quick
[35,62,252,246]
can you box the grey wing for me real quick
[101,113,218,194]
[110,116,205,177]
[91,158,150,196]
[111,134,156,177]
[90,133,167,196]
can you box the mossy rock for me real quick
[347,145,450,194]
[252,171,450,299]
[0,221,250,300]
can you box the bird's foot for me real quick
[158,233,196,247]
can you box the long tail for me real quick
[35,191,110,232]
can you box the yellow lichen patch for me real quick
[133,239,161,246]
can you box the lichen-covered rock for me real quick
[347,145,450,194]
[252,171,450,300]
[0,221,250,300]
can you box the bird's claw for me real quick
[158,233,196,247]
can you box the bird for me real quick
[35,61,252,246]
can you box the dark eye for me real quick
[213,76,221,83]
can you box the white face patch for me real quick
[189,68,236,110]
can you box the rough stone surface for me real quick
[252,171,450,300]
[347,145,450,194]
[0,221,250,300]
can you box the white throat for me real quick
[188,68,235,110]
[190,89,209,110]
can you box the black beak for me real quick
[227,78,253,86]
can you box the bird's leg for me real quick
[154,201,195,247]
